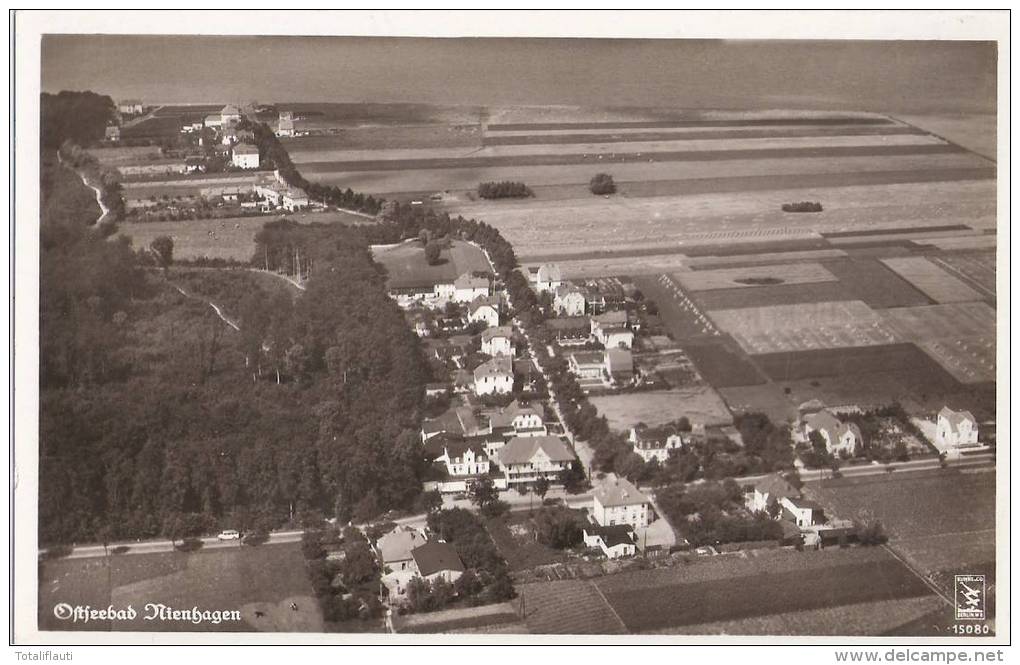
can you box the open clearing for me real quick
[808,468,996,605]
[39,543,323,632]
[674,263,837,291]
[589,387,734,431]
[370,239,491,289]
[708,301,897,355]
[881,257,986,303]
[879,302,996,383]
[590,547,934,634]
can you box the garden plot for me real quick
[589,387,734,431]
[878,303,996,384]
[674,263,837,291]
[708,301,899,355]
[880,257,985,303]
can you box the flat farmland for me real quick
[928,252,997,301]
[516,580,627,634]
[589,387,734,431]
[708,301,898,355]
[674,263,837,291]
[894,113,997,160]
[283,124,482,152]
[809,469,996,606]
[820,257,933,308]
[881,257,985,303]
[879,302,996,383]
[753,343,960,387]
[482,125,926,146]
[682,342,768,388]
[371,239,492,289]
[694,281,866,310]
[593,547,935,634]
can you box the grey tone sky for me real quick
[41,36,996,114]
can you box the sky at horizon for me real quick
[41,36,998,115]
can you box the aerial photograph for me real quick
[21,12,1003,646]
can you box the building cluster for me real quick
[375,526,465,601]
[583,476,652,559]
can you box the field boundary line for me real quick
[589,579,629,633]
[880,544,954,609]
[891,528,995,542]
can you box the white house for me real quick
[410,541,465,585]
[473,356,514,395]
[376,525,427,573]
[497,435,576,486]
[591,311,633,349]
[467,296,501,328]
[282,188,309,211]
[747,474,800,515]
[232,143,260,170]
[583,525,637,559]
[204,114,223,129]
[553,285,587,316]
[592,475,649,529]
[936,406,979,449]
[780,496,825,527]
[489,400,546,438]
[803,410,862,456]
[480,326,514,357]
[277,110,295,137]
[567,351,605,381]
[629,423,686,463]
[220,104,242,126]
[434,439,490,478]
[453,273,490,303]
[535,264,562,293]
[605,348,634,386]
[117,99,144,115]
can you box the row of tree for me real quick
[477,181,533,199]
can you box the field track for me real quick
[487,117,896,131]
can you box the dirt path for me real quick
[249,268,306,291]
[170,283,240,330]
[58,151,110,225]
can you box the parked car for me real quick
[217,529,240,541]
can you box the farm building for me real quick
[232,143,260,170]
[473,356,514,396]
[583,524,637,559]
[497,435,576,487]
[535,264,563,293]
[936,406,979,450]
[467,295,501,328]
[629,423,687,463]
[452,273,490,303]
[803,410,862,456]
[480,326,514,357]
[553,284,587,316]
[747,474,800,514]
[592,475,649,529]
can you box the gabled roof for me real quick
[443,438,487,461]
[489,400,541,429]
[593,310,628,326]
[233,143,259,154]
[473,356,513,381]
[939,406,976,432]
[221,104,241,115]
[753,474,799,500]
[469,294,501,313]
[377,526,426,564]
[411,541,465,577]
[605,348,633,376]
[454,273,489,289]
[481,326,513,343]
[593,475,648,508]
[632,422,683,444]
[569,351,604,367]
[585,524,635,548]
[498,436,575,466]
[537,264,561,283]
[805,410,861,444]
[554,284,585,299]
[784,496,823,511]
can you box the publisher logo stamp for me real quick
[954,574,986,620]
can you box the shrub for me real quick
[477,181,533,199]
[781,201,823,213]
[589,173,616,195]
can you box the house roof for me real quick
[593,310,628,326]
[798,399,827,414]
[605,348,633,375]
[469,295,501,313]
[632,422,683,444]
[473,356,513,381]
[443,438,488,461]
[554,284,585,299]
[377,526,426,564]
[545,317,589,331]
[119,99,143,106]
[537,264,561,283]
[805,410,861,444]
[454,273,489,289]
[585,524,636,548]
[498,436,575,466]
[221,104,241,115]
[939,406,976,433]
[784,496,823,511]
[753,474,800,500]
[453,369,473,387]
[411,541,465,577]
[481,326,513,343]
[594,475,648,508]
[233,143,259,155]
[569,351,604,367]
[489,400,541,429]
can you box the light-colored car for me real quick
[217,530,240,541]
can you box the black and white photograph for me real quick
[10,9,1011,653]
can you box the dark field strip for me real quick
[519,238,831,264]
[821,257,934,309]
[616,167,996,199]
[488,117,895,131]
[753,343,961,387]
[299,143,960,173]
[822,224,972,238]
[601,558,932,631]
[153,104,225,116]
[483,125,923,146]
[682,341,767,388]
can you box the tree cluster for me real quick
[41,91,115,149]
[589,173,616,195]
[781,201,823,213]
[656,480,783,547]
[477,181,533,199]
[425,508,515,604]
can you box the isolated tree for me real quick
[150,235,174,270]
[589,173,616,195]
[424,241,443,265]
[533,476,550,502]
[468,477,499,511]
